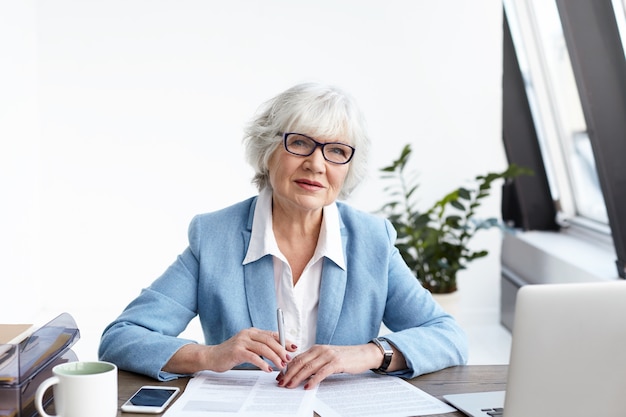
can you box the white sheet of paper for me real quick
[314,372,457,417]
[162,370,317,417]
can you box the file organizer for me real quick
[0,313,80,417]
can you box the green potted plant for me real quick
[379,144,530,294]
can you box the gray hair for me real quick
[243,82,371,200]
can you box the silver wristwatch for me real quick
[370,337,393,374]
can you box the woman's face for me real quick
[268,133,351,215]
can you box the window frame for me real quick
[555,0,626,278]
[503,0,626,278]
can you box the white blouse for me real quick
[243,188,346,353]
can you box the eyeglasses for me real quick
[282,132,355,165]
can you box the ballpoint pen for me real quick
[276,308,287,373]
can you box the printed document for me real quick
[163,370,316,417]
[314,372,457,416]
[164,370,455,417]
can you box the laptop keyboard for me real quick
[481,407,503,416]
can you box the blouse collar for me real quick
[243,187,346,270]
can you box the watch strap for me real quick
[370,337,393,374]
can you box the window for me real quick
[503,0,626,278]
[503,0,609,226]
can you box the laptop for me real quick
[444,280,626,417]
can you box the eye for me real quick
[287,135,314,149]
[327,145,349,157]
[290,138,308,148]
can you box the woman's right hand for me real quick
[162,328,295,375]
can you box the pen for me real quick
[276,308,287,373]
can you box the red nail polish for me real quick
[286,354,292,361]
[291,344,298,349]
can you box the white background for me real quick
[1,1,506,361]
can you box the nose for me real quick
[304,146,326,172]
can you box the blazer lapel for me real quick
[316,224,349,344]
[242,197,278,331]
[243,255,278,331]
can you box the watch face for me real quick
[377,338,393,353]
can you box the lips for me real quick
[295,179,324,189]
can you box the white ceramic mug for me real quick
[34,361,118,417]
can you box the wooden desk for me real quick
[116,365,508,417]
[408,365,507,417]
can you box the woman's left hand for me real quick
[276,343,385,390]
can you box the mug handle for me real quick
[35,375,60,417]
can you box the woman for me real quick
[98,82,468,390]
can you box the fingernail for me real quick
[291,344,298,349]
[281,360,286,367]
[286,354,292,361]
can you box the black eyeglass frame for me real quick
[281,132,356,165]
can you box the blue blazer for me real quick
[99,196,468,380]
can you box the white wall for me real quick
[1,1,506,360]
[1,1,43,316]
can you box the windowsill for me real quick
[500,224,618,331]
[501,226,618,285]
